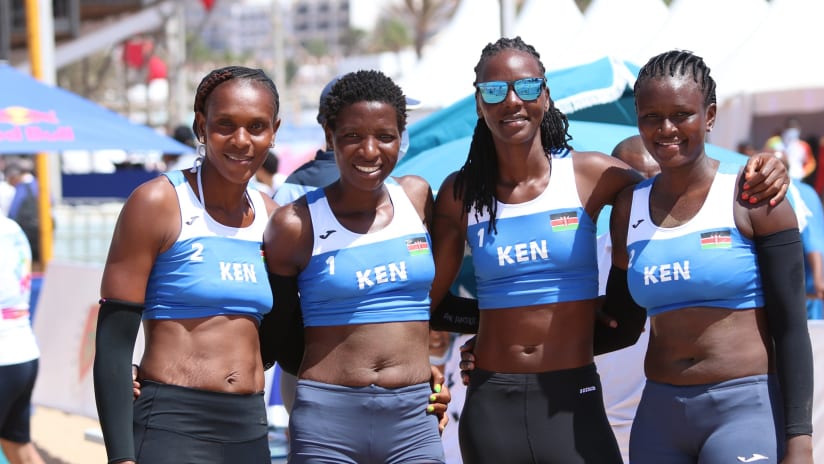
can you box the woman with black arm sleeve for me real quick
[93,66,281,464]
[612,50,813,463]
[429,37,792,464]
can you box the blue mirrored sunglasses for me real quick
[475,77,546,104]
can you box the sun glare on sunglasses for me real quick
[475,77,546,104]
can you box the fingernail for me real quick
[430,394,437,402]
[741,192,749,200]
[770,199,777,207]
[427,405,435,413]
[743,183,750,190]
[749,196,757,204]
[434,384,442,393]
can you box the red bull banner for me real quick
[0,106,76,143]
[0,64,191,154]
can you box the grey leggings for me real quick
[630,374,783,464]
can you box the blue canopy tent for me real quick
[0,63,194,269]
[0,64,191,154]
[403,56,640,161]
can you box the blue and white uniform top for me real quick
[298,179,434,327]
[143,169,273,322]
[0,216,38,366]
[467,156,599,310]
[626,163,764,317]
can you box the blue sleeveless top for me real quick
[143,170,272,322]
[626,164,764,316]
[467,156,599,309]
[298,179,435,327]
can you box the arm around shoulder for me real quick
[429,173,471,320]
[260,201,313,375]
[593,185,646,355]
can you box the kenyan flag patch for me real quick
[550,211,579,232]
[700,230,732,249]
[406,237,431,255]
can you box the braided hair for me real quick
[192,66,280,141]
[455,36,572,233]
[318,69,407,134]
[634,50,716,108]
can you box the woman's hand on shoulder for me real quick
[736,169,797,239]
[742,152,790,207]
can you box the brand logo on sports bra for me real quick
[185,215,199,225]
[319,229,337,239]
[631,219,644,228]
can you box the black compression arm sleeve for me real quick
[593,266,647,356]
[430,292,479,333]
[260,272,304,376]
[755,228,814,436]
[93,298,143,464]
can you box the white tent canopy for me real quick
[631,0,769,71]
[398,0,501,110]
[513,0,584,70]
[711,0,824,150]
[554,0,669,70]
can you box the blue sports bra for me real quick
[297,179,435,327]
[143,169,273,321]
[626,163,764,316]
[466,156,599,309]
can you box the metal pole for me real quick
[500,0,516,38]
[24,0,56,270]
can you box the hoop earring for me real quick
[191,144,206,173]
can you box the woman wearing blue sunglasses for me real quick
[428,36,790,464]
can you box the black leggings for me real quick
[0,359,38,443]
[459,363,622,464]
[133,380,270,464]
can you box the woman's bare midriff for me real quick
[645,307,771,385]
[474,299,598,373]
[300,320,432,388]
[139,315,265,393]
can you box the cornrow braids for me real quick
[191,66,280,140]
[319,69,407,133]
[454,36,573,233]
[634,50,717,107]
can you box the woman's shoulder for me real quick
[122,173,179,214]
[392,174,432,199]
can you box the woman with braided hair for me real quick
[93,66,282,464]
[430,37,791,463]
[614,49,813,464]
